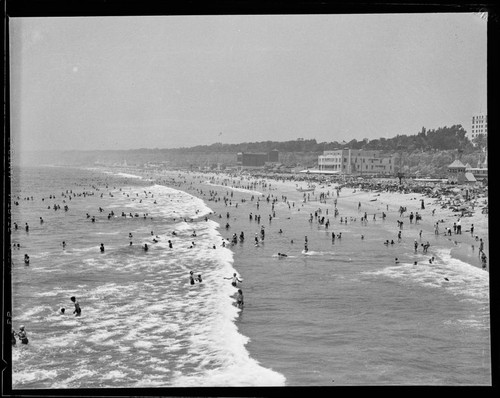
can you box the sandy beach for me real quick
[151,169,488,270]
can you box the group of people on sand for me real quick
[211,175,487,275]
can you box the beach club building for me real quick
[236,150,279,168]
[447,159,478,184]
[317,149,398,176]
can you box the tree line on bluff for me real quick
[174,124,483,154]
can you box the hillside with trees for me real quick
[174,124,478,153]
[16,124,487,178]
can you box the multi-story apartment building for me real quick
[318,149,398,176]
[469,114,487,144]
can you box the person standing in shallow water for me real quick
[16,325,28,344]
[71,296,81,316]
[224,273,242,287]
[236,289,244,308]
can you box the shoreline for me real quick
[133,167,488,271]
[152,168,489,385]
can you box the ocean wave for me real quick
[203,181,263,196]
[11,166,285,388]
[364,248,489,301]
[102,183,213,221]
[12,369,58,385]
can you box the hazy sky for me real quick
[10,13,487,153]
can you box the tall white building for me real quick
[470,114,487,144]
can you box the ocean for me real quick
[9,165,491,388]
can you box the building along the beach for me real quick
[465,166,487,182]
[465,150,488,182]
[447,159,478,184]
[318,149,398,176]
[469,113,487,145]
[236,150,279,169]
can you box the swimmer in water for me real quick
[236,289,244,308]
[277,253,288,257]
[24,254,30,265]
[60,307,65,314]
[481,252,487,269]
[16,325,28,344]
[189,271,196,285]
[100,243,105,252]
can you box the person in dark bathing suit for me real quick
[236,289,244,308]
[71,296,81,316]
[16,326,28,344]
